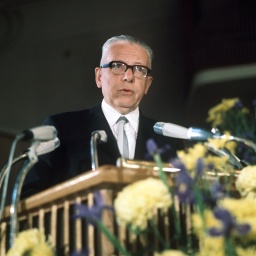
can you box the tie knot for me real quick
[117,116,128,124]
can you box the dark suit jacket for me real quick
[21,104,183,198]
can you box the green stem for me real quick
[149,219,168,249]
[153,153,181,241]
[96,219,132,256]
[224,236,237,256]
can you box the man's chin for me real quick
[115,104,137,114]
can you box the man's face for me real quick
[95,42,153,114]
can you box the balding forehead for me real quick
[101,42,151,67]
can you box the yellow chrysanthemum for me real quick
[198,236,225,256]
[114,178,172,231]
[154,249,188,256]
[236,165,256,198]
[236,246,256,256]
[219,198,256,239]
[29,243,56,256]
[7,228,55,256]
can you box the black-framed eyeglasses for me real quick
[100,61,151,78]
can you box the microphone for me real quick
[0,137,60,192]
[0,126,58,235]
[0,125,57,210]
[20,125,57,141]
[35,137,60,156]
[90,130,107,171]
[8,137,60,246]
[205,143,244,170]
[154,122,217,141]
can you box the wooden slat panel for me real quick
[63,200,70,256]
[1,165,176,255]
[75,197,82,252]
[50,205,57,248]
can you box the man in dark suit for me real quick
[21,35,183,198]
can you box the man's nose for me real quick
[123,67,134,81]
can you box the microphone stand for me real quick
[9,140,40,247]
[0,133,24,223]
[225,135,256,154]
[90,130,107,171]
[205,143,244,170]
[0,153,28,197]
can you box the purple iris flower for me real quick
[73,191,114,226]
[208,207,251,237]
[173,158,204,204]
[145,138,171,160]
[173,158,225,206]
[175,164,194,203]
[210,180,226,201]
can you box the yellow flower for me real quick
[7,228,55,256]
[198,236,225,256]
[236,165,256,198]
[114,178,172,231]
[207,98,239,126]
[192,209,222,236]
[154,249,188,256]
[236,246,256,256]
[219,198,256,239]
[207,133,237,154]
[177,144,206,173]
[204,154,232,172]
[208,137,229,150]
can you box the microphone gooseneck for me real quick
[0,125,58,247]
[0,137,61,196]
[0,126,58,221]
[8,136,60,247]
[154,121,256,167]
[90,130,107,171]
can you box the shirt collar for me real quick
[101,99,139,132]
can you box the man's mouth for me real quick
[119,88,133,95]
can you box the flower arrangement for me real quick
[7,98,256,256]
[70,98,256,256]
[6,228,55,256]
[206,97,256,165]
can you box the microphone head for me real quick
[97,130,107,143]
[22,125,57,141]
[154,122,218,141]
[36,137,60,156]
[154,122,188,139]
[91,130,107,143]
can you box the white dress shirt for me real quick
[101,99,139,159]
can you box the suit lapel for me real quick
[135,113,147,160]
[89,105,120,159]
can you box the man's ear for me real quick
[95,67,102,88]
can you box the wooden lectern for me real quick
[0,162,186,256]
